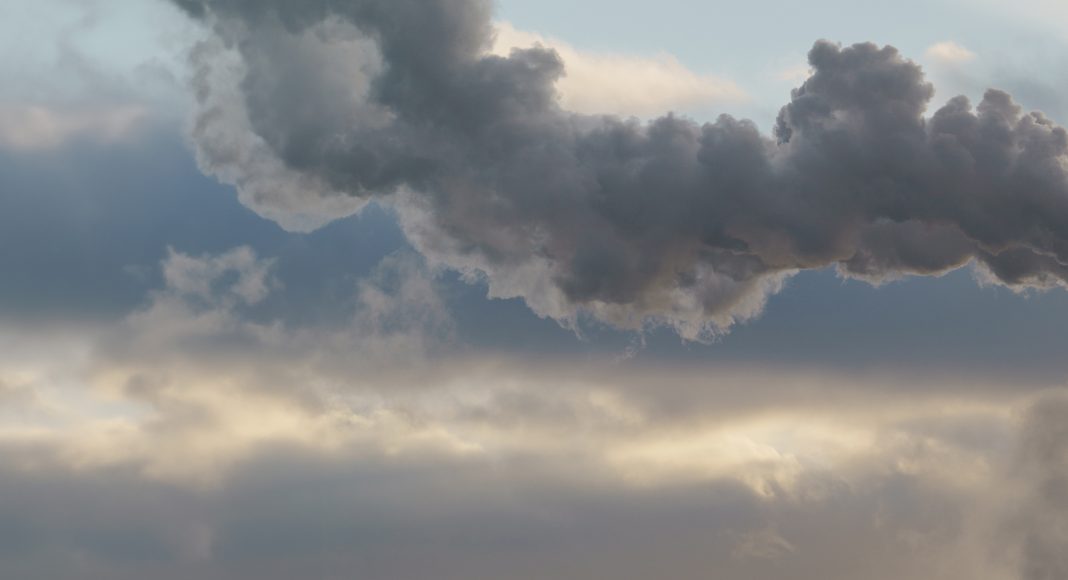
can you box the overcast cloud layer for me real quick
[0,244,1063,579]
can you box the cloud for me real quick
[0,104,147,151]
[0,244,1059,579]
[1004,393,1068,580]
[490,21,745,117]
[0,247,1025,490]
[0,240,1035,493]
[169,1,1068,341]
[184,33,372,232]
[0,327,1043,579]
[14,246,458,484]
[925,41,976,64]
[0,429,1017,580]
[777,62,813,83]
[3,4,1067,578]
[159,245,273,305]
[0,0,194,153]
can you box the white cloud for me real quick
[490,21,746,117]
[925,41,976,64]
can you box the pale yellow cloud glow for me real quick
[0,329,1023,497]
[490,22,746,117]
[925,41,977,64]
[0,248,1054,579]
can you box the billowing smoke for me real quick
[174,0,1068,339]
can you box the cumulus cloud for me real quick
[169,0,1068,340]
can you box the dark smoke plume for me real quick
[175,0,1068,338]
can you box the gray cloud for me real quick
[0,446,1013,580]
[0,355,1036,580]
[173,0,1068,339]
[1007,394,1068,580]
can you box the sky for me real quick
[1,0,1068,578]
